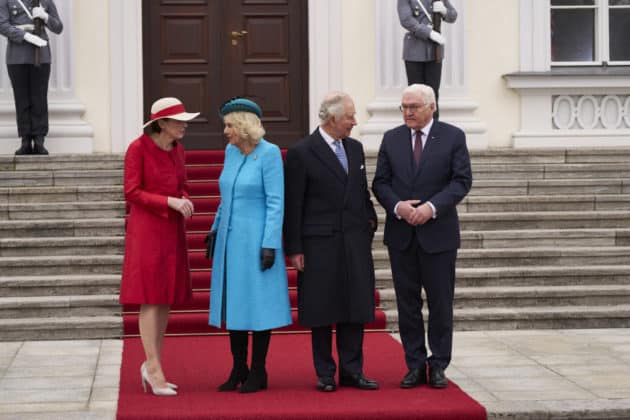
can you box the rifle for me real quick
[33,0,42,66]
[432,0,443,63]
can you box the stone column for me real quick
[110,0,143,153]
[0,0,93,154]
[361,0,487,151]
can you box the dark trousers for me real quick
[388,235,456,371]
[404,60,442,119]
[311,323,364,378]
[7,63,51,138]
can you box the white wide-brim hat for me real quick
[143,97,200,128]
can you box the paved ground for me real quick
[1,329,629,419]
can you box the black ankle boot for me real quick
[14,137,32,155]
[218,331,249,391]
[240,330,270,393]
[239,367,267,393]
[32,136,48,155]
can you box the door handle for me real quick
[231,30,248,46]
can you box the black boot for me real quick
[240,330,270,393]
[218,330,249,391]
[32,136,49,155]
[14,137,32,155]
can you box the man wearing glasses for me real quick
[372,83,472,389]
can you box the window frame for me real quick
[550,0,630,66]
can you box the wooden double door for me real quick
[142,0,309,149]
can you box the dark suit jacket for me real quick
[284,128,377,327]
[372,121,472,253]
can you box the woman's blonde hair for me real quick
[224,111,266,146]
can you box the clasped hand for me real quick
[398,200,433,226]
[167,196,194,218]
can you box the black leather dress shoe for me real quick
[339,373,379,390]
[428,366,448,388]
[316,376,336,392]
[400,368,427,388]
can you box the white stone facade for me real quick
[0,0,627,154]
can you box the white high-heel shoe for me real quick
[140,362,177,396]
[142,362,177,389]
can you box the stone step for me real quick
[377,285,630,310]
[453,285,630,308]
[0,237,124,257]
[372,247,630,269]
[0,316,122,341]
[372,228,630,250]
[0,295,120,318]
[471,163,630,180]
[458,210,630,230]
[0,218,124,238]
[375,209,630,230]
[469,178,630,196]
[0,185,123,204]
[459,194,630,213]
[0,154,125,171]
[383,304,630,331]
[375,265,630,288]
[365,148,630,166]
[0,170,122,188]
[460,228,630,249]
[0,274,120,297]
[0,255,123,276]
[0,201,125,220]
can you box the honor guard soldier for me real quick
[397,0,457,119]
[0,0,63,155]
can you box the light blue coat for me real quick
[209,139,292,331]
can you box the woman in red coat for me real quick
[119,97,199,396]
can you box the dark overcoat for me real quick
[284,129,378,327]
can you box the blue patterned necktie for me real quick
[333,140,348,173]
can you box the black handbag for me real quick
[205,230,216,259]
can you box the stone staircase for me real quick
[0,155,125,340]
[1,148,630,340]
[367,148,630,331]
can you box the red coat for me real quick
[119,134,192,304]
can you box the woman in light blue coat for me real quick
[209,98,291,393]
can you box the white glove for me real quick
[433,1,447,16]
[24,32,47,47]
[429,30,445,46]
[16,23,35,32]
[32,6,49,23]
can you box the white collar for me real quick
[409,119,434,139]
[318,126,340,147]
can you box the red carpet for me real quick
[117,333,487,420]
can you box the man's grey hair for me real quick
[318,91,351,124]
[403,84,436,105]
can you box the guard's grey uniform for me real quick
[397,0,456,117]
[0,0,63,153]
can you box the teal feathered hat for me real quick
[219,97,262,118]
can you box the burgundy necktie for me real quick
[413,130,424,168]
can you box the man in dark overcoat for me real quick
[284,91,379,392]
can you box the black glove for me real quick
[261,248,275,271]
[205,230,216,259]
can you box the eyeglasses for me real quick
[399,103,430,113]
